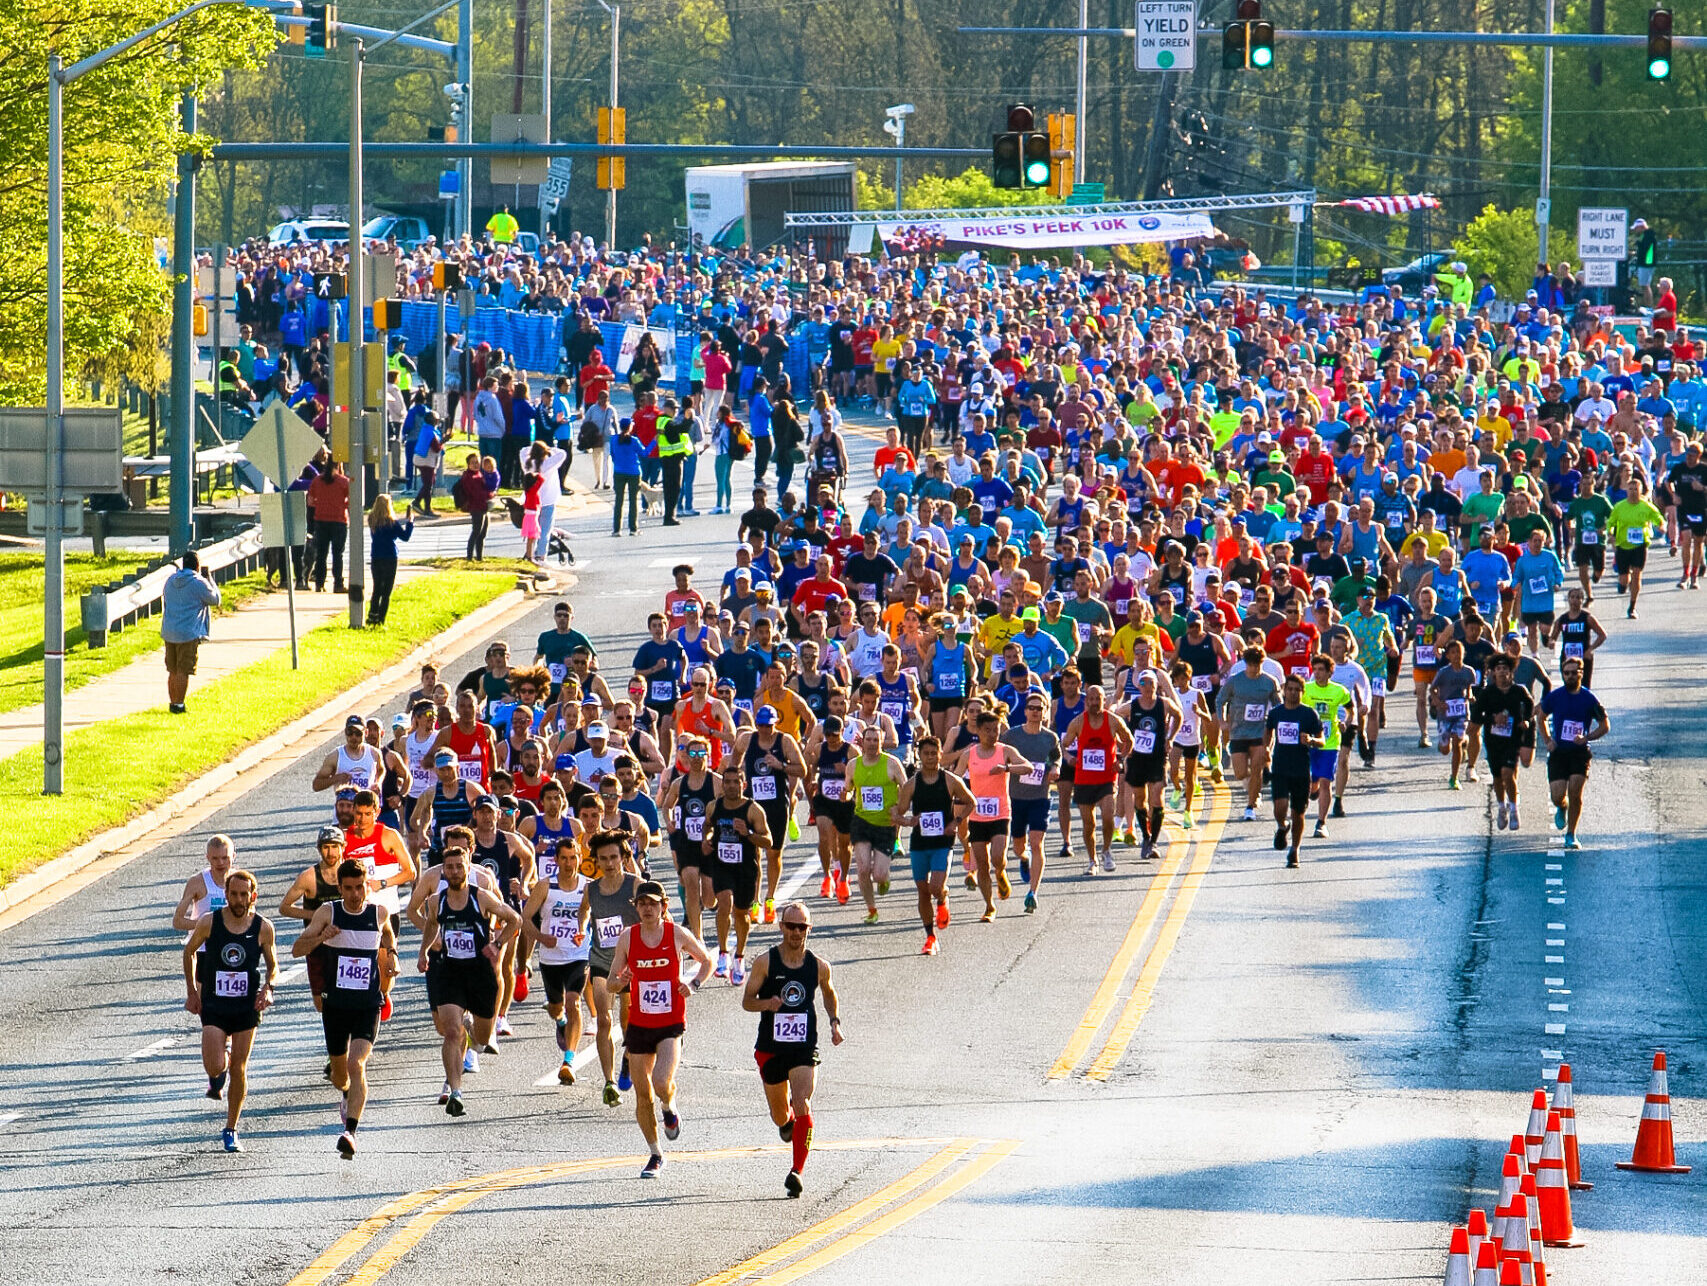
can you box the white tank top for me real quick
[849,628,888,678]
[338,743,384,791]
[1175,696,1202,747]
[536,878,591,966]
[405,731,437,797]
[187,868,227,949]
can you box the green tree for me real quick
[0,2,275,404]
[1454,205,1572,303]
[903,167,1064,212]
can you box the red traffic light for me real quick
[1236,0,1261,17]
[1005,104,1036,132]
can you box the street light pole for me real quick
[346,37,368,629]
[1075,0,1088,180]
[458,0,472,241]
[882,104,914,210]
[44,55,66,795]
[170,93,197,558]
[1537,0,1555,268]
[539,0,551,234]
[597,0,619,248]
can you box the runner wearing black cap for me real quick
[278,827,348,1014]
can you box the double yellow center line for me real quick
[288,1137,1014,1286]
[1050,785,1229,1082]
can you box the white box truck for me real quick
[685,162,857,255]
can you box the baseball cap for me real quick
[390,713,408,731]
[433,748,457,767]
[335,786,359,801]
[317,826,345,846]
[474,793,499,810]
[497,794,520,812]
[586,721,609,737]
[755,706,778,725]
[344,715,364,730]
[553,752,576,771]
[823,715,845,737]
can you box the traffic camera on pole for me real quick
[1648,8,1672,80]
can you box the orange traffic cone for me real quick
[1445,1226,1472,1286]
[1616,1051,1691,1174]
[1493,1151,1524,1241]
[1467,1208,1490,1265]
[1536,1110,1580,1246]
[1472,1238,1500,1286]
[1551,1064,1592,1190]
[1496,1252,1521,1284]
[1517,1175,1546,1286]
[1524,1088,1550,1168]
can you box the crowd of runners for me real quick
[177,246,1699,1185]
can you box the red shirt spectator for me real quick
[578,351,613,404]
[632,403,661,454]
[873,443,915,475]
[702,345,733,394]
[307,467,350,525]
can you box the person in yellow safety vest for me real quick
[388,344,413,393]
[655,399,693,525]
[1433,260,1473,306]
[485,207,519,245]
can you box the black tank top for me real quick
[674,771,718,846]
[1558,613,1588,645]
[1129,698,1167,759]
[1177,635,1219,684]
[431,781,473,848]
[908,770,955,849]
[473,833,522,907]
[708,796,758,868]
[814,742,850,800]
[436,887,492,964]
[744,734,788,808]
[325,902,382,1010]
[755,946,820,1054]
[199,911,265,1020]
[1157,566,1193,606]
[304,862,340,913]
[793,673,832,720]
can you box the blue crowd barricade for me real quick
[386,299,567,375]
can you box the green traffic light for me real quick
[1648,56,1671,79]
[1025,160,1051,185]
[1251,45,1273,67]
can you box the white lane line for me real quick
[0,1112,21,1128]
[124,1037,177,1061]
[1542,1049,1564,1060]
[1545,977,1566,986]
[1546,878,1565,886]
[1548,1003,1569,1012]
[1546,955,1565,963]
[1547,897,1566,905]
[1548,922,1566,930]
[1543,1066,1561,1081]
[774,851,822,905]
[1546,938,1565,946]
[277,963,306,984]
[1546,1022,1568,1035]
[1545,863,1562,871]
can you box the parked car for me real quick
[1381,251,1451,294]
[267,219,350,248]
[361,214,434,251]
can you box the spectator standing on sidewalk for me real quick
[162,551,221,714]
[504,380,537,489]
[525,439,568,564]
[410,409,443,515]
[610,417,644,537]
[580,388,617,489]
[366,494,414,626]
[308,460,350,594]
[656,402,692,526]
[474,375,506,471]
[453,452,498,561]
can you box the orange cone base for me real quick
[1567,1179,1593,1190]
[1615,1160,1690,1173]
[1542,1237,1585,1248]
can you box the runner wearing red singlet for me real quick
[962,712,1035,922]
[673,667,738,769]
[1060,686,1132,876]
[431,688,497,791]
[607,882,715,1179]
[343,789,415,1021]
[663,564,706,629]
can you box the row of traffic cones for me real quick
[1443,1055,1689,1284]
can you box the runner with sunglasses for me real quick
[741,901,844,1197]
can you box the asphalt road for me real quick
[1,427,1702,1285]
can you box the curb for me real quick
[0,567,573,931]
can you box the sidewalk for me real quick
[0,567,430,763]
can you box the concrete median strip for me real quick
[0,569,571,931]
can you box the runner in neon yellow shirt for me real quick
[1608,477,1665,619]
[1301,655,1354,840]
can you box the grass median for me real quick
[0,567,516,890]
[0,553,271,717]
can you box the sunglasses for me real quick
[780,921,810,932]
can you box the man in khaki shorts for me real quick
[162,550,221,714]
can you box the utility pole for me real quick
[457,0,473,241]
[45,54,66,795]
[539,0,551,234]
[1076,0,1089,179]
[346,38,367,629]
[1538,0,1556,266]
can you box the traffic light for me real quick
[992,132,1022,188]
[373,299,403,331]
[1224,1,1271,70]
[597,106,626,190]
[993,104,1042,190]
[1022,131,1051,188]
[305,3,335,58]
[1047,113,1076,197]
[1647,8,1672,80]
[432,262,462,292]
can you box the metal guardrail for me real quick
[79,523,265,647]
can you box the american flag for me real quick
[1335,194,1441,215]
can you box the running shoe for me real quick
[497,1017,515,1038]
[714,952,729,978]
[764,899,776,924]
[1312,823,1328,839]
[964,872,977,889]
[513,970,530,1002]
[1101,849,1116,873]
[730,957,746,986]
[1464,767,1479,784]
[1058,845,1071,860]
[438,1081,451,1105]
[747,902,761,925]
[995,868,1012,899]
[1209,766,1225,785]
[1564,834,1581,850]
[662,1108,681,1141]
[446,1092,465,1118]
[603,1081,621,1106]
[380,995,393,1022]
[863,909,879,924]
[1181,813,1194,829]
[1554,805,1567,830]
[836,877,851,905]
[1242,806,1257,822]
[618,1060,633,1092]
[221,1128,242,1153]
[979,908,995,923]
[640,1154,664,1179]
[935,902,950,928]
[1023,892,1037,914]
[1509,808,1521,831]
[558,1062,576,1085]
[1274,825,1288,851]
[1084,857,1098,877]
[1496,803,1508,830]
[877,879,890,896]
[1286,849,1299,869]
[1418,736,1430,749]
[1448,777,1461,791]
[921,935,939,955]
[336,1131,356,1160]
[785,1170,804,1198]
[819,875,833,898]
[482,1036,500,1054]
